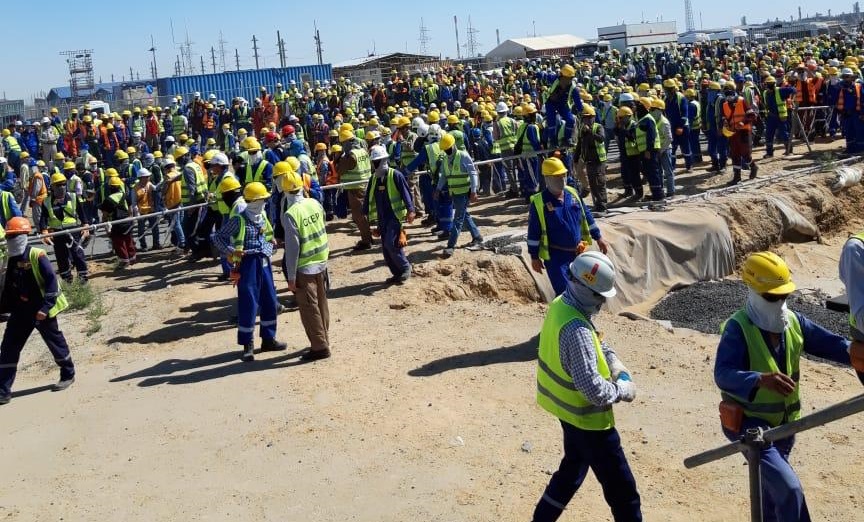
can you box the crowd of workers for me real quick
[0,32,863,521]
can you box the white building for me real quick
[597,21,678,52]
[485,34,588,61]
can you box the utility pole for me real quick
[235,48,241,71]
[419,18,431,55]
[211,47,217,74]
[277,30,286,68]
[454,15,461,59]
[496,29,500,46]
[314,21,324,66]
[200,55,205,75]
[252,35,260,70]
[218,31,228,72]
[175,55,181,76]
[149,35,158,79]
[130,66,134,81]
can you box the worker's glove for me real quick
[609,359,631,382]
[616,379,636,403]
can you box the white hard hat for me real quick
[41,117,51,124]
[416,123,430,138]
[14,120,22,126]
[132,132,141,138]
[411,117,424,130]
[369,144,389,161]
[194,91,201,98]
[137,168,152,179]
[210,152,230,166]
[276,82,282,88]
[209,93,216,99]
[217,100,225,106]
[619,93,634,103]
[495,101,509,113]
[842,67,855,77]
[568,252,617,297]
[427,124,442,142]
[165,136,175,143]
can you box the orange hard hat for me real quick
[5,216,32,236]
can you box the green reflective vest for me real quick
[180,162,207,204]
[244,160,268,186]
[367,168,407,224]
[108,190,128,211]
[850,232,864,341]
[623,120,640,157]
[45,194,79,229]
[0,192,13,221]
[529,186,592,261]
[209,173,236,215]
[171,114,186,137]
[690,100,702,129]
[286,198,329,268]
[720,310,803,428]
[542,80,576,108]
[341,147,372,185]
[400,135,417,168]
[636,114,660,153]
[494,116,518,153]
[29,247,69,318]
[765,88,788,120]
[231,207,274,250]
[424,142,442,183]
[442,150,472,196]
[537,296,614,431]
[587,123,607,163]
[3,136,20,153]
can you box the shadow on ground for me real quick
[408,334,538,377]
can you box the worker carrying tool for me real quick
[0,217,76,405]
[840,231,864,383]
[528,157,608,296]
[714,252,860,522]
[531,252,642,522]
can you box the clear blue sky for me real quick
[0,0,856,101]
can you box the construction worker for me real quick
[714,252,857,522]
[212,181,286,362]
[650,98,676,198]
[528,157,608,295]
[617,106,642,199]
[685,89,703,164]
[1,129,21,171]
[364,144,415,284]
[576,106,608,213]
[0,172,22,228]
[531,252,641,522]
[130,169,160,251]
[240,137,273,192]
[763,76,796,158]
[40,173,90,283]
[436,132,482,258]
[663,79,692,171]
[721,83,758,185]
[40,117,59,166]
[99,176,136,267]
[599,94,618,151]
[281,169,331,362]
[705,82,728,173]
[515,103,542,199]
[635,97,663,201]
[173,146,208,258]
[541,64,583,148]
[835,68,862,154]
[840,232,864,385]
[337,127,375,250]
[26,161,48,227]
[0,217,76,405]
[492,102,520,197]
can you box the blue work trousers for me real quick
[765,116,790,154]
[622,156,642,194]
[420,174,437,221]
[544,249,577,296]
[436,189,453,234]
[518,156,541,199]
[706,128,728,165]
[641,152,663,200]
[671,130,692,169]
[0,314,75,396]
[380,218,410,277]
[170,209,186,249]
[137,215,161,249]
[658,149,675,197]
[689,128,703,163]
[236,254,278,346]
[533,421,642,522]
[446,194,481,249]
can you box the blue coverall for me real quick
[363,169,415,278]
[715,312,852,522]
[836,81,864,153]
[517,123,543,199]
[543,78,583,148]
[527,189,602,295]
[763,86,796,155]
[705,90,728,168]
[665,91,692,168]
[637,115,663,200]
[406,139,453,234]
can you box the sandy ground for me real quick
[3,137,864,522]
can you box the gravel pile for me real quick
[650,280,848,336]
[483,233,527,256]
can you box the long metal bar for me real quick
[744,429,764,522]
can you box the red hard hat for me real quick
[5,216,32,236]
[265,131,279,143]
[282,125,295,136]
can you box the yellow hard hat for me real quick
[50,107,58,114]
[62,161,76,171]
[20,151,30,159]
[439,133,456,151]
[339,129,355,142]
[617,106,633,118]
[108,176,124,187]
[314,142,327,152]
[243,181,270,202]
[684,88,697,98]
[83,115,92,123]
[663,79,678,89]
[639,97,654,110]
[651,98,666,110]
[285,157,301,172]
[637,83,651,92]
[153,150,163,158]
[206,138,216,146]
[106,123,115,131]
[273,161,295,178]
[708,81,722,90]
[513,105,524,117]
[242,137,261,152]
[1,129,9,137]
[178,133,189,143]
[339,123,354,133]
[105,168,119,178]
[280,170,304,193]
[53,152,65,161]
[173,146,189,159]
[126,146,137,154]
[122,110,132,117]
[428,110,440,122]
[50,173,67,185]
[203,149,218,163]
[523,103,538,115]
[560,64,576,78]
[447,114,460,125]
[330,144,342,154]
[114,150,129,161]
[742,252,796,295]
[541,157,568,177]
[218,176,242,194]
[582,105,596,117]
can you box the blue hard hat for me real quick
[289,139,305,156]
[471,128,482,139]
[734,73,745,82]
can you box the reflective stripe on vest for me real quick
[443,150,471,196]
[529,186,592,261]
[29,247,69,318]
[765,88,788,120]
[46,194,79,229]
[286,199,329,268]
[232,211,274,250]
[720,310,803,427]
[723,97,752,132]
[624,120,640,156]
[591,123,607,163]
[367,168,407,224]
[537,296,614,431]
[245,161,268,186]
[4,136,21,153]
[0,192,12,221]
[180,162,207,204]
[636,114,660,152]
[495,117,518,152]
[341,147,372,184]
[837,83,863,113]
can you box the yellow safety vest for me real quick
[367,169,407,224]
[286,199,329,268]
[529,187,592,261]
[29,247,69,318]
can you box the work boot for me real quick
[442,248,454,258]
[749,162,759,180]
[783,142,793,156]
[300,348,331,362]
[353,241,372,251]
[709,159,719,172]
[260,338,287,352]
[466,238,484,250]
[420,215,435,226]
[0,395,9,405]
[727,169,742,186]
[763,151,773,159]
[241,343,255,362]
[436,231,449,241]
[622,187,635,198]
[52,376,75,392]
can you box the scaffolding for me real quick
[60,49,95,107]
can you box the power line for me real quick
[218,31,228,72]
[252,35,260,70]
[314,21,324,66]
[418,18,431,55]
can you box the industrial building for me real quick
[485,34,589,61]
[0,99,24,125]
[597,21,679,51]
[333,53,446,85]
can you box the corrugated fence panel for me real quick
[155,65,332,106]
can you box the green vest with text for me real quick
[367,169,407,224]
[341,147,372,185]
[181,162,207,204]
[537,296,614,430]
[286,199,329,268]
[720,310,803,428]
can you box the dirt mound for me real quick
[411,252,542,304]
[710,172,864,261]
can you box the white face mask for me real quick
[566,278,606,316]
[7,234,27,257]
[245,199,266,217]
[545,176,566,195]
[745,289,789,334]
